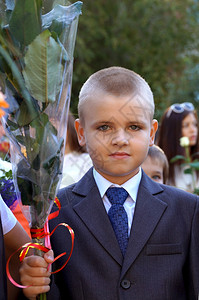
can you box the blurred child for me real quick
[142,144,169,184]
[60,111,92,188]
[0,194,30,299]
[0,158,31,238]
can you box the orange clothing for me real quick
[12,202,31,238]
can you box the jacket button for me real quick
[121,279,131,289]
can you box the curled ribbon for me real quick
[6,242,49,288]
[6,197,74,288]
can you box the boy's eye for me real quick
[152,175,161,180]
[97,125,110,131]
[129,125,140,130]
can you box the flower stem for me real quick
[32,235,46,299]
[185,145,196,192]
[36,293,46,300]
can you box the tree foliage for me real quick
[71,0,199,120]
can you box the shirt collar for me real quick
[93,168,142,202]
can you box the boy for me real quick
[142,144,169,184]
[20,67,199,300]
[0,194,31,299]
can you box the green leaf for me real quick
[17,100,39,127]
[42,154,60,175]
[17,177,33,205]
[47,19,66,38]
[30,113,50,144]
[170,155,186,163]
[0,52,11,74]
[184,168,192,174]
[194,188,199,195]
[6,119,19,131]
[40,122,59,160]
[189,161,199,170]
[16,158,40,205]
[9,0,42,48]
[23,30,64,103]
[0,45,37,116]
[15,135,26,145]
[0,169,12,180]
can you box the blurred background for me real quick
[69,0,199,120]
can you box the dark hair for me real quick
[67,111,87,154]
[156,108,199,185]
[147,145,169,184]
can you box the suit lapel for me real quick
[72,169,168,272]
[121,173,168,277]
[72,168,123,265]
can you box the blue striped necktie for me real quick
[106,187,129,256]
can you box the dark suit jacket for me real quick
[49,168,199,300]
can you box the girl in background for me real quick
[60,111,92,188]
[157,102,199,192]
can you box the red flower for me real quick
[0,141,10,153]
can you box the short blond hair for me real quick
[78,66,154,122]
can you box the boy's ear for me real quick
[149,119,158,146]
[75,119,86,146]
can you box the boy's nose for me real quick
[111,129,129,146]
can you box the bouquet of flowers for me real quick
[170,136,199,195]
[0,0,82,262]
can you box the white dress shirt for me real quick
[93,168,142,236]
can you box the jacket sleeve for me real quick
[186,195,199,298]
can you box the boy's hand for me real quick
[19,250,54,300]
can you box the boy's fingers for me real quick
[22,255,49,268]
[19,251,54,299]
[19,256,51,281]
[20,263,51,299]
[21,274,51,286]
[20,264,51,278]
[44,249,54,263]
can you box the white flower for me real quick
[0,158,12,178]
[180,136,189,147]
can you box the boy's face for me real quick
[75,93,158,184]
[142,156,164,184]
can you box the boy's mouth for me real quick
[110,152,130,159]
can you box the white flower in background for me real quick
[180,136,189,147]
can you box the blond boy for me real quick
[20,67,199,300]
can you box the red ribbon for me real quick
[30,197,61,240]
[6,197,74,288]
